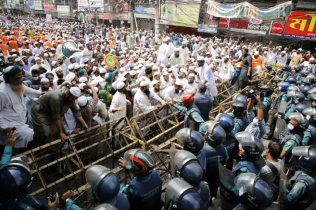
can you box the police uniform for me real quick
[233,160,262,177]
[196,151,207,180]
[302,124,316,146]
[194,93,213,122]
[285,171,316,209]
[281,71,293,81]
[227,112,248,134]
[122,168,162,210]
[296,72,302,85]
[174,104,205,134]
[201,143,229,198]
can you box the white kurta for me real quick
[109,91,127,129]
[161,86,182,102]
[133,89,155,116]
[185,82,198,95]
[169,54,184,67]
[0,83,41,148]
[198,63,218,97]
[157,43,170,66]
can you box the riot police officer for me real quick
[94,204,118,210]
[172,93,205,134]
[300,86,312,107]
[194,84,213,121]
[165,178,204,210]
[264,82,290,139]
[119,149,162,210]
[233,131,265,177]
[287,76,297,85]
[84,165,130,210]
[280,112,308,177]
[259,84,274,122]
[294,65,303,85]
[227,94,249,134]
[277,65,293,81]
[171,150,210,210]
[0,154,47,210]
[302,107,316,146]
[233,173,273,210]
[215,113,238,170]
[284,90,305,122]
[201,120,228,204]
[150,128,206,178]
[279,146,316,210]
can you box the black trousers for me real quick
[267,109,278,137]
[239,80,248,89]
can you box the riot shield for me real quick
[274,100,288,139]
[278,159,289,210]
[303,100,312,108]
[218,158,238,210]
[169,143,177,178]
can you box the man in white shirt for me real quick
[160,72,173,91]
[161,81,183,102]
[179,41,189,63]
[197,57,218,97]
[169,48,184,67]
[184,74,198,95]
[214,55,234,82]
[276,51,287,66]
[157,38,170,66]
[32,42,44,56]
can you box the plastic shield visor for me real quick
[287,112,305,123]
[235,131,255,148]
[85,165,112,190]
[124,149,155,170]
[175,128,191,144]
[93,204,118,210]
[292,146,314,157]
[234,173,257,196]
[202,120,215,132]
[307,87,316,95]
[165,178,196,206]
[303,107,316,116]
[174,150,197,173]
[170,144,177,178]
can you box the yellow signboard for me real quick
[160,3,200,28]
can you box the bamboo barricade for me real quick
[2,73,278,208]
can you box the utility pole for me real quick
[154,0,159,41]
[129,0,135,31]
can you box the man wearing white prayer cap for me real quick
[0,66,42,149]
[184,73,198,95]
[161,80,183,102]
[157,37,170,66]
[31,86,88,146]
[133,80,162,116]
[276,50,287,66]
[169,47,184,67]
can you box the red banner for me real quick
[98,13,109,19]
[43,3,56,12]
[283,12,316,40]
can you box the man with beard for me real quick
[276,51,287,66]
[197,56,218,97]
[54,67,64,86]
[46,72,57,90]
[214,55,234,83]
[169,48,184,67]
[133,81,162,116]
[0,66,41,149]
[31,86,88,147]
[161,81,183,102]
[58,56,69,77]
[157,38,170,66]
[22,56,31,72]
[184,73,198,95]
[233,48,252,89]
[138,67,153,88]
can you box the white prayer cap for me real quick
[74,64,81,70]
[40,78,49,83]
[182,41,188,45]
[130,70,137,76]
[77,96,88,107]
[154,72,160,76]
[225,55,230,59]
[68,64,74,70]
[254,51,259,56]
[35,57,41,61]
[90,80,99,87]
[281,51,286,54]
[175,80,183,86]
[188,73,195,78]
[79,77,87,83]
[99,68,106,74]
[79,83,86,90]
[152,65,158,70]
[119,77,126,82]
[15,57,21,62]
[117,82,125,90]
[310,57,315,61]
[163,72,169,76]
[101,61,105,65]
[163,37,168,42]
[140,81,149,87]
[174,48,180,52]
[69,87,81,97]
[160,64,166,68]
[65,72,76,82]
[55,67,62,72]
[174,64,180,68]
[152,80,159,86]
[94,87,99,92]
[188,66,194,71]
[180,68,187,75]
[197,56,204,61]
[123,71,129,77]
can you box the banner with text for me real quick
[78,0,104,12]
[44,3,55,12]
[207,1,292,20]
[160,2,200,28]
[135,7,155,19]
[283,12,316,40]
[46,14,53,24]
[33,0,42,10]
[57,5,70,16]
[25,0,35,9]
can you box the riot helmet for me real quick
[286,76,296,85]
[175,128,204,155]
[203,120,226,148]
[307,87,316,95]
[214,113,235,134]
[0,155,33,205]
[259,85,274,97]
[173,150,203,187]
[287,85,300,93]
[301,77,311,86]
[93,204,118,210]
[294,65,302,73]
[233,94,247,106]
[300,86,312,97]
[234,173,273,210]
[266,64,273,71]
[232,101,247,118]
[124,149,155,176]
[303,107,316,126]
[287,112,309,134]
[287,90,305,104]
[277,82,290,92]
[236,131,265,167]
[306,74,316,83]
[295,103,307,114]
[165,178,203,210]
[85,165,120,203]
[292,146,316,174]
[282,65,291,72]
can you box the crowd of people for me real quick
[1,14,316,210]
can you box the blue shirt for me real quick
[0,146,13,170]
